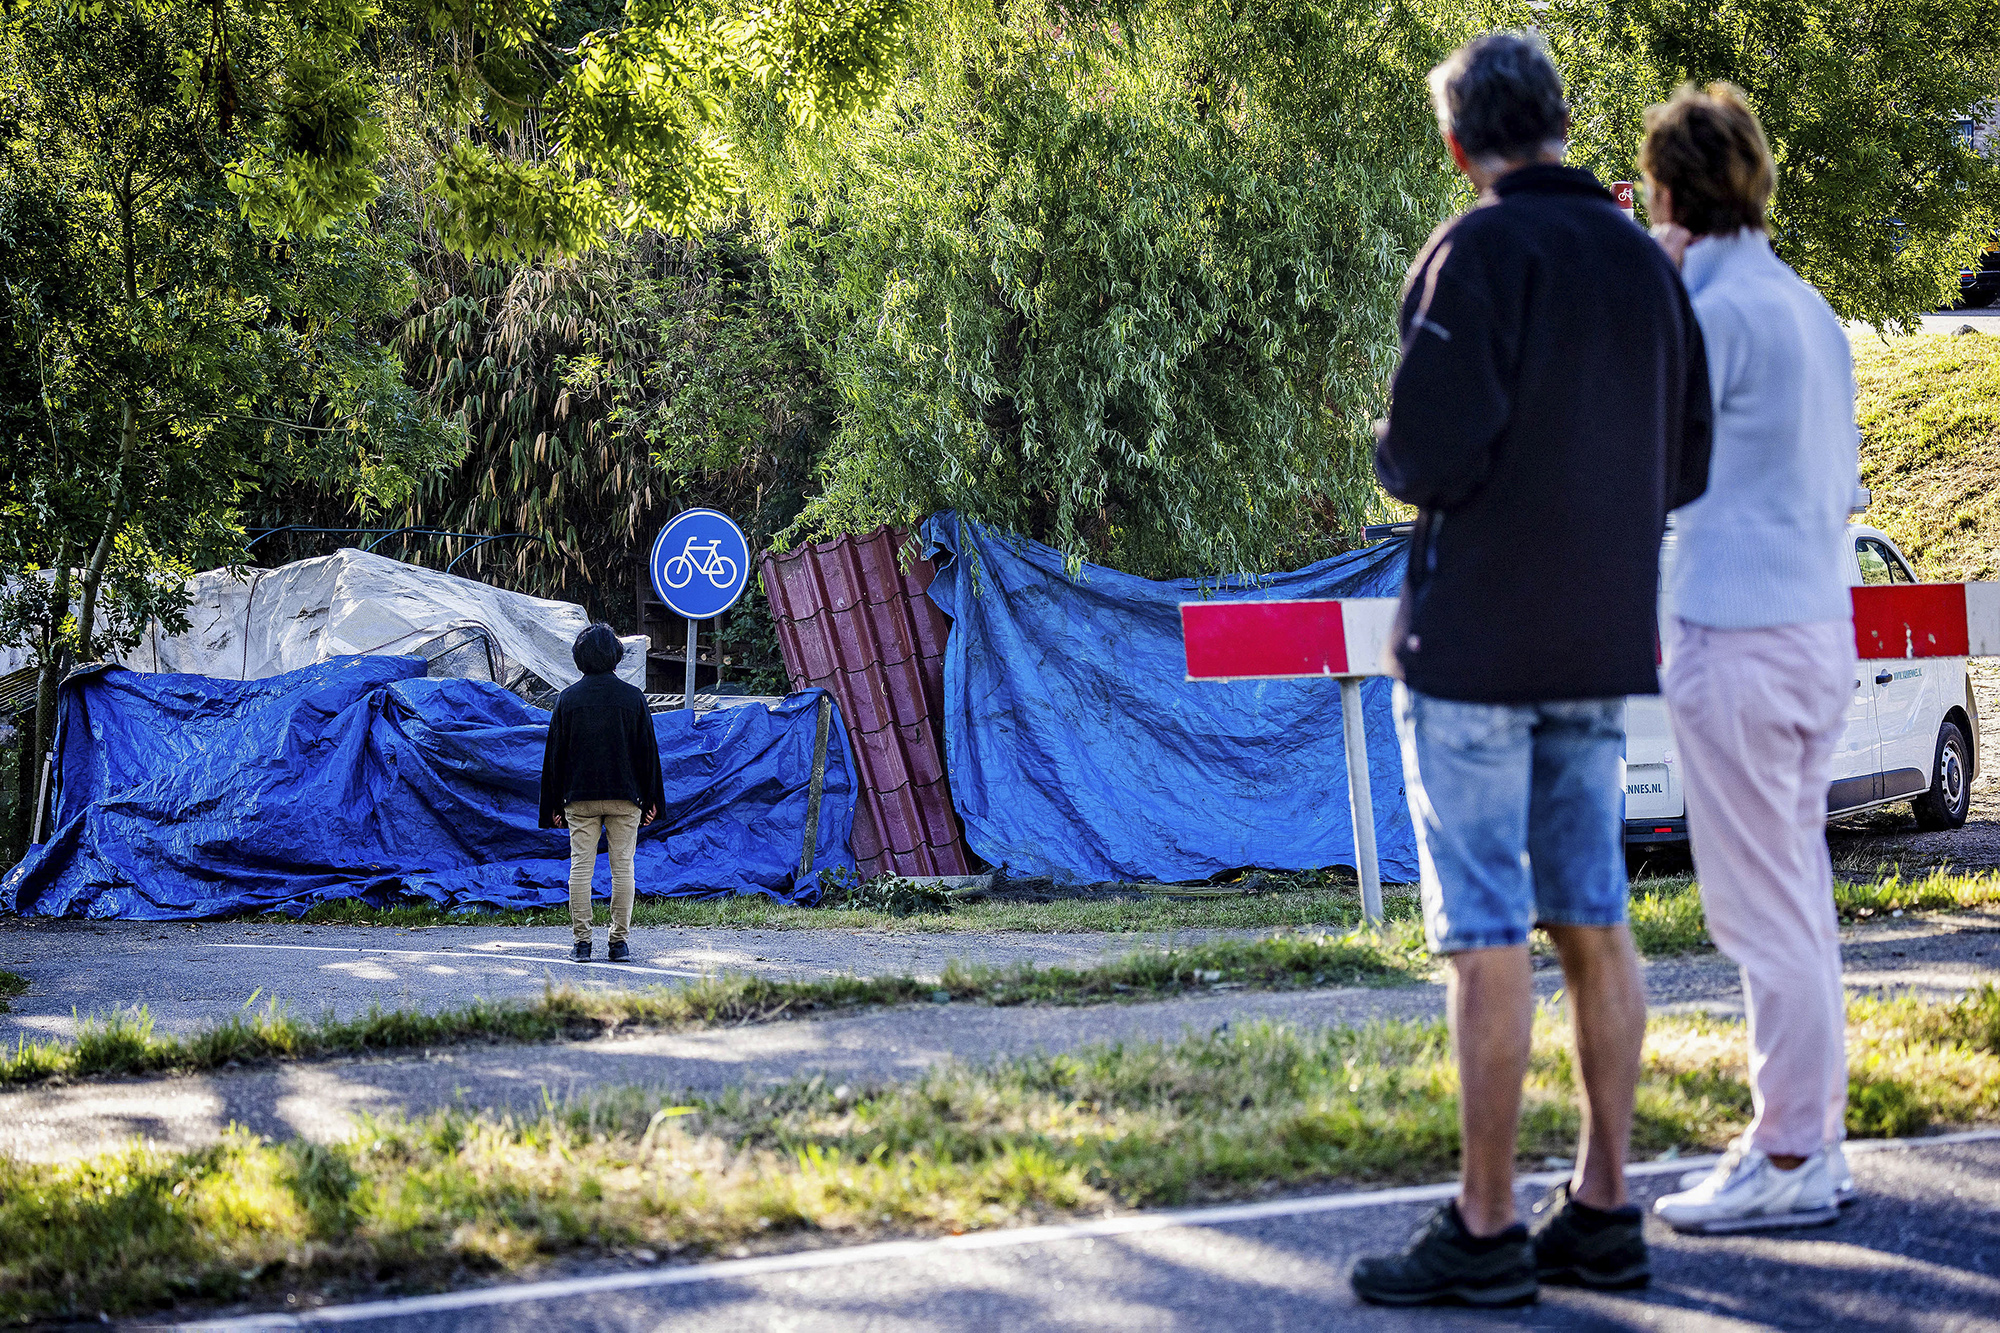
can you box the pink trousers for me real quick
[1663,617,1851,1157]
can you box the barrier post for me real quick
[1339,677,1383,926]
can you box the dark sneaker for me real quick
[607,939,630,962]
[572,940,592,961]
[1351,1202,1537,1307]
[1531,1183,1650,1289]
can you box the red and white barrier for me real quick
[1853,583,2000,659]
[1179,582,2000,923]
[1181,584,2000,682]
[1181,597,1397,681]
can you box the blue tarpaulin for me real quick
[922,514,1417,884]
[3,656,856,919]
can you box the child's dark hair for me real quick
[572,623,624,676]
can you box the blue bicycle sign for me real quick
[649,510,750,620]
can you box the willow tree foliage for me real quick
[0,0,916,257]
[1528,0,2000,328]
[749,0,1464,579]
[358,229,829,618]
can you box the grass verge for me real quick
[1626,867,2000,956]
[0,929,1429,1087]
[5,870,1991,1083]
[234,867,2000,942]
[6,986,1995,1323]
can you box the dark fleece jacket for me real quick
[537,673,666,827]
[1375,164,1712,704]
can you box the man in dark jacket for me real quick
[539,623,665,962]
[1350,33,1711,1308]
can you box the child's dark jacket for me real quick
[537,674,666,827]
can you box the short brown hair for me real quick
[1638,83,1774,236]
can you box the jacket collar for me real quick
[1681,228,1774,297]
[1491,163,1614,204]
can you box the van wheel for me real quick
[1913,721,1972,831]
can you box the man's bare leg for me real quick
[1545,922,1646,1209]
[1451,942,1535,1235]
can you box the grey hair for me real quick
[1427,31,1569,166]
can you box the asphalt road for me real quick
[175,1134,2000,1332]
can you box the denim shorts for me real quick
[1393,685,1629,954]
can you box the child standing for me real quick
[539,623,664,961]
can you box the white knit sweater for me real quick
[1668,229,1858,629]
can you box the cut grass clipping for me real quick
[6,986,1996,1323]
[0,930,1429,1087]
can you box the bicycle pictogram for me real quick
[661,537,739,591]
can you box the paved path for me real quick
[5,911,1994,1165]
[6,903,1997,1047]
[176,1134,2000,1332]
[0,918,1261,1042]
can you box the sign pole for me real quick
[683,617,698,710]
[1339,677,1383,927]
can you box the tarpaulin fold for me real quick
[921,514,1417,884]
[3,656,855,919]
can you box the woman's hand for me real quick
[1650,222,1693,269]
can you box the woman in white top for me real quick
[1642,84,1860,1234]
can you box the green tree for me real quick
[745,0,1464,578]
[0,0,458,853]
[1533,0,2000,326]
[0,0,918,256]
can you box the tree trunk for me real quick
[75,397,138,664]
[28,556,70,846]
[75,175,143,665]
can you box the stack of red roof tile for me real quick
[760,526,978,877]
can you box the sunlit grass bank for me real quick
[6,987,1994,1323]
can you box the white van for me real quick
[1624,524,1979,848]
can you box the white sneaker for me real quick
[1679,1138,1856,1206]
[1655,1142,1841,1234]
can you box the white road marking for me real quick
[176,1127,2000,1329]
